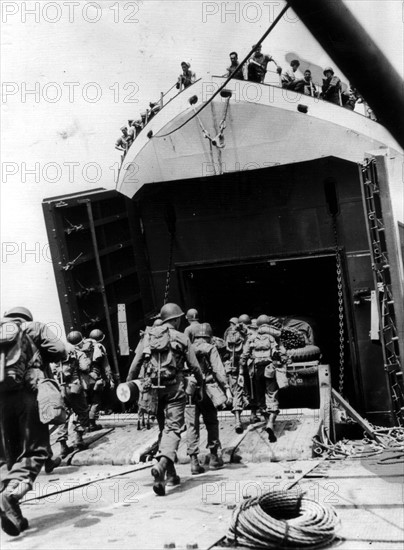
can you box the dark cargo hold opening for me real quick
[178,253,354,401]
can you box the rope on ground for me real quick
[225,490,339,549]
[312,426,404,459]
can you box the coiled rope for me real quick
[226,491,339,549]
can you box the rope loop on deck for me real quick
[226,490,339,549]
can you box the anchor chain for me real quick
[332,217,345,396]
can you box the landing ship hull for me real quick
[43,77,404,426]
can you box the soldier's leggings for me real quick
[155,376,186,463]
[87,379,106,421]
[0,389,49,489]
[249,364,279,415]
[56,382,89,442]
[227,374,248,412]
[185,390,220,456]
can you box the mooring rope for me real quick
[313,426,404,459]
[226,491,339,549]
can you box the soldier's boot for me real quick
[209,447,224,470]
[265,413,277,443]
[249,409,260,424]
[234,411,243,434]
[0,480,30,536]
[151,457,169,496]
[190,454,205,475]
[88,420,103,432]
[72,432,87,451]
[44,456,62,474]
[60,440,73,459]
[166,460,181,487]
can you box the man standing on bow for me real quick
[248,44,279,83]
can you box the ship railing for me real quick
[209,72,376,120]
[129,71,375,152]
[141,78,203,127]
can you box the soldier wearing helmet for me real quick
[222,316,249,434]
[0,307,67,536]
[240,315,290,442]
[66,330,84,346]
[238,314,251,328]
[184,308,201,343]
[223,316,240,341]
[81,328,115,432]
[321,66,342,105]
[53,330,90,458]
[186,323,232,475]
[126,303,203,496]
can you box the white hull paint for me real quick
[117,77,402,198]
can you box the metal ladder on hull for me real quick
[360,157,404,426]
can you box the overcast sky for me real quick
[1,0,403,329]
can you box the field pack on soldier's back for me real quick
[0,319,34,391]
[225,327,244,353]
[252,331,275,366]
[144,325,181,382]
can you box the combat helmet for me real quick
[238,314,251,325]
[66,330,84,346]
[3,306,33,322]
[160,303,184,322]
[256,314,271,327]
[186,308,199,321]
[89,329,105,342]
[194,323,213,339]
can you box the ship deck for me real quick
[4,414,402,550]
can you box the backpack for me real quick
[192,339,212,376]
[37,378,67,425]
[225,328,244,354]
[252,331,276,366]
[145,325,180,383]
[79,339,94,372]
[0,319,35,392]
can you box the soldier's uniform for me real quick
[184,308,201,343]
[186,323,232,473]
[55,333,90,456]
[126,303,203,496]
[223,318,248,433]
[240,315,289,442]
[81,330,114,431]
[0,307,67,536]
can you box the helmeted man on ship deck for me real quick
[321,67,342,105]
